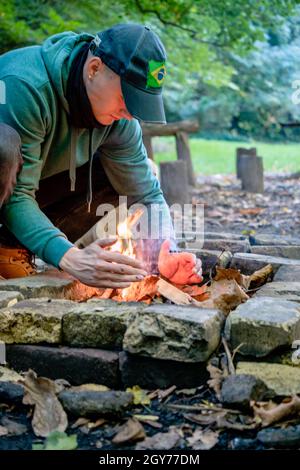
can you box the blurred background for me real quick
[1,0,300,174]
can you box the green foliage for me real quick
[32,431,78,450]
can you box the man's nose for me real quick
[119,108,133,120]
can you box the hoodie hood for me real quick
[41,31,94,114]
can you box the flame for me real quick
[107,208,144,300]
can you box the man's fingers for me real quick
[94,237,118,248]
[97,261,147,276]
[100,250,146,270]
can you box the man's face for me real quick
[84,55,133,126]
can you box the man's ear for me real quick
[87,56,105,79]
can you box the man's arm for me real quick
[0,76,74,266]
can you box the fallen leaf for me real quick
[87,418,106,430]
[0,366,23,382]
[157,385,177,401]
[175,388,198,396]
[249,264,273,288]
[187,429,219,450]
[214,267,250,290]
[112,418,146,445]
[239,208,265,215]
[201,279,249,315]
[207,363,224,399]
[20,370,68,437]
[0,425,8,436]
[135,427,181,450]
[133,415,162,429]
[70,384,110,392]
[71,417,90,429]
[115,275,159,303]
[1,417,27,436]
[184,412,259,431]
[126,385,150,406]
[252,395,300,427]
[33,431,77,450]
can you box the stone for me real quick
[0,291,23,308]
[119,351,209,389]
[58,390,133,417]
[0,298,76,344]
[274,265,300,282]
[230,438,258,450]
[249,234,300,246]
[6,345,120,388]
[63,302,144,349]
[123,304,224,362]
[225,297,300,357]
[187,249,232,274]
[0,381,24,405]
[187,239,250,253]
[257,425,300,448]
[231,252,300,275]
[255,282,300,303]
[221,374,269,409]
[179,231,246,242]
[250,245,300,259]
[236,362,300,396]
[0,274,74,299]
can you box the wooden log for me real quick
[141,119,199,137]
[236,147,257,179]
[175,131,196,186]
[160,161,189,205]
[239,155,264,193]
[142,135,154,160]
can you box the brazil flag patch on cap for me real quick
[147,60,167,88]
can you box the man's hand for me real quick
[158,240,203,285]
[59,238,148,288]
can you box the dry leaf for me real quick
[133,415,162,429]
[214,267,250,290]
[0,366,23,382]
[70,384,110,392]
[207,363,224,399]
[87,418,106,430]
[239,208,265,215]
[135,427,181,450]
[201,279,249,315]
[20,370,68,437]
[184,412,259,431]
[126,385,150,405]
[187,429,219,450]
[115,275,159,303]
[1,417,27,436]
[249,264,273,288]
[112,418,146,444]
[71,417,90,429]
[158,385,177,401]
[0,425,8,436]
[252,395,300,427]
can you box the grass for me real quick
[153,137,300,175]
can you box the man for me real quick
[0,23,201,287]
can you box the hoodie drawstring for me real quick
[87,128,94,213]
[69,127,94,214]
[69,128,77,191]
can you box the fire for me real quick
[107,208,144,300]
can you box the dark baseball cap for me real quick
[89,23,167,124]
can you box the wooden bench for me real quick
[141,119,199,187]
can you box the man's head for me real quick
[0,124,23,207]
[83,24,167,126]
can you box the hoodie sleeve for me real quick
[0,76,73,266]
[100,118,174,241]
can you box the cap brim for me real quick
[121,79,166,124]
